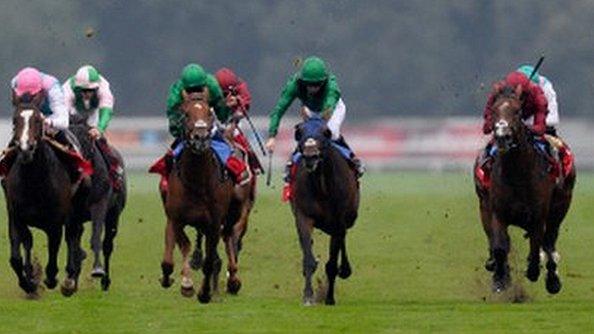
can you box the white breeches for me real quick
[304,98,346,140]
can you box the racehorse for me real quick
[474,84,576,294]
[290,115,360,305]
[159,94,233,303]
[68,113,127,291]
[2,96,76,295]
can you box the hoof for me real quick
[525,264,540,282]
[546,272,562,294]
[303,297,315,306]
[226,278,242,295]
[325,297,336,305]
[20,280,38,294]
[181,285,195,298]
[91,266,106,278]
[60,279,77,297]
[44,277,58,290]
[492,275,509,293]
[160,277,174,288]
[197,291,211,304]
[101,276,111,291]
[338,263,352,279]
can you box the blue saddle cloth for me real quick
[291,141,353,164]
[173,131,232,164]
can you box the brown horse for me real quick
[290,116,360,305]
[159,96,233,303]
[2,97,75,296]
[474,85,576,294]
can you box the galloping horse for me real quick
[2,96,76,295]
[474,85,576,294]
[159,94,233,303]
[290,115,360,305]
[69,113,127,291]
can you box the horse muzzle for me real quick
[302,138,321,172]
[494,120,514,152]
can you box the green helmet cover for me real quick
[517,65,539,83]
[300,56,328,83]
[181,64,207,88]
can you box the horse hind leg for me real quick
[90,199,109,278]
[176,225,195,298]
[160,219,175,288]
[325,235,343,305]
[190,232,203,270]
[225,204,251,294]
[100,208,121,291]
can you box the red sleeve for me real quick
[528,85,548,135]
[236,81,251,112]
[483,92,496,134]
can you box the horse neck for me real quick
[308,145,350,196]
[178,148,218,191]
[16,141,57,187]
[496,126,536,182]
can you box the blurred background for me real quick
[1,1,593,170]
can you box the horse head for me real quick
[294,115,331,172]
[491,84,525,154]
[180,94,215,153]
[12,94,45,163]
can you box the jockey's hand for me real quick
[265,137,276,153]
[226,94,239,108]
[89,127,101,140]
[43,118,57,136]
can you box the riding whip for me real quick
[529,55,545,81]
[243,110,267,157]
[266,151,273,187]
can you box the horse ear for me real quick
[181,90,189,101]
[11,91,19,106]
[515,84,523,97]
[32,92,44,107]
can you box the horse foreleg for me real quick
[197,227,220,304]
[44,226,62,290]
[8,219,36,294]
[479,199,495,271]
[325,234,343,305]
[338,236,352,279]
[61,222,84,297]
[175,225,194,297]
[526,220,546,283]
[160,219,175,288]
[225,205,250,294]
[90,199,109,278]
[190,231,203,270]
[490,216,510,292]
[543,220,562,294]
[296,214,316,306]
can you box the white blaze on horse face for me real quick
[495,120,509,137]
[19,109,34,151]
[303,138,319,157]
[194,119,208,129]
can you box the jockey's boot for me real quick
[335,136,365,178]
[282,160,296,202]
[97,138,124,191]
[545,126,558,137]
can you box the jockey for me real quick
[482,71,548,136]
[63,65,123,189]
[265,56,364,195]
[1,67,89,178]
[150,63,250,187]
[215,67,262,174]
[516,65,559,136]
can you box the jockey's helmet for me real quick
[14,67,44,97]
[74,65,101,90]
[517,65,539,84]
[181,64,207,89]
[300,56,328,84]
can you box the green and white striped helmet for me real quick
[73,65,101,89]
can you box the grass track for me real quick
[0,171,593,333]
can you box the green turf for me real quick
[0,171,593,333]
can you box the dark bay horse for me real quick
[68,114,127,291]
[474,85,576,294]
[159,96,233,303]
[290,116,360,305]
[2,97,75,295]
